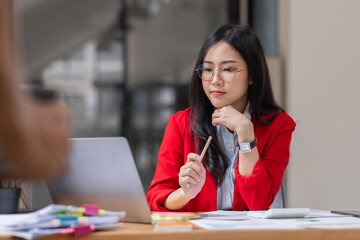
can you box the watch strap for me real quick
[250,137,258,149]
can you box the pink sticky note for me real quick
[73,225,93,236]
[82,204,99,216]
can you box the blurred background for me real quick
[12,0,360,210]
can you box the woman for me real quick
[147,24,295,212]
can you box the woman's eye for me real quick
[203,67,213,72]
[223,67,235,72]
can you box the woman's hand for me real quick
[212,105,255,143]
[179,153,206,199]
[1,97,70,179]
[212,105,259,177]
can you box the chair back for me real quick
[269,183,285,208]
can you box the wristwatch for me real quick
[238,138,257,153]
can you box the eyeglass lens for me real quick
[197,64,236,81]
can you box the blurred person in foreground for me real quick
[0,0,70,179]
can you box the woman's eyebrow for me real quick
[221,60,238,64]
[203,60,238,64]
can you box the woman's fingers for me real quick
[185,159,206,175]
[187,152,201,162]
[180,163,205,180]
[212,108,226,127]
[180,153,207,190]
[181,176,198,186]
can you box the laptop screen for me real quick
[47,137,152,223]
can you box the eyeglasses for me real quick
[195,64,247,82]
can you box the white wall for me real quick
[281,0,360,209]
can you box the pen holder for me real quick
[0,188,21,214]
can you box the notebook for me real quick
[47,137,152,224]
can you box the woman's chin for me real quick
[212,103,225,108]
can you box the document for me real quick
[0,213,39,227]
[199,210,250,221]
[0,204,125,240]
[191,209,360,231]
[306,209,346,218]
[191,218,302,230]
[295,217,360,229]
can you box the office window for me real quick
[249,0,278,56]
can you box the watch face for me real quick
[240,143,251,153]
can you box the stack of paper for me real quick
[0,204,125,239]
[151,212,200,231]
[190,209,360,231]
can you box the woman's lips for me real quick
[211,90,225,96]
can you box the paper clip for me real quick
[82,204,99,216]
[73,225,93,237]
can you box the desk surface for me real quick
[2,223,360,240]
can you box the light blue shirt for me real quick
[216,105,251,210]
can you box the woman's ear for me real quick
[248,78,253,85]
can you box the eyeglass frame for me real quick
[195,64,247,82]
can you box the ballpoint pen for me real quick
[186,136,212,189]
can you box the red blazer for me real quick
[147,108,296,212]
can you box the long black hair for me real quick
[189,24,283,185]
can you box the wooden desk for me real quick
[2,223,360,240]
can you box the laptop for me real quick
[47,137,152,223]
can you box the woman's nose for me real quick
[211,70,223,85]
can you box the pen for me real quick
[186,136,212,189]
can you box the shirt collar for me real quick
[243,102,251,120]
